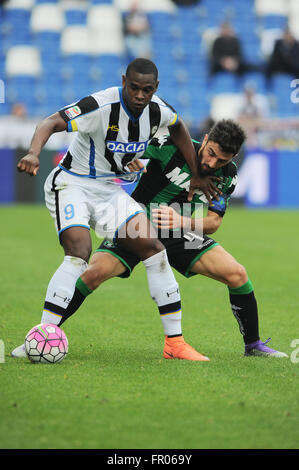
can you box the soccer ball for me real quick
[25,323,68,364]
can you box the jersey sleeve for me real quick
[59,95,100,134]
[208,193,230,217]
[158,99,179,128]
[208,164,238,217]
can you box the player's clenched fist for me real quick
[17,154,40,176]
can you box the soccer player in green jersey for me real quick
[54,119,288,360]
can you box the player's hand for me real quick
[152,205,183,229]
[188,175,222,203]
[17,153,40,176]
[127,159,147,173]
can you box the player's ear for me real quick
[198,134,209,152]
[122,75,126,87]
[155,80,159,91]
[199,134,208,150]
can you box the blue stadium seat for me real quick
[65,53,91,69]
[0,51,4,76]
[242,37,263,64]
[1,8,31,45]
[148,11,174,29]
[2,7,31,23]
[6,76,40,109]
[65,10,87,26]
[261,14,288,30]
[32,77,63,115]
[3,35,33,49]
[35,0,59,3]
[90,0,113,4]
[271,73,295,90]
[33,31,61,52]
[242,72,267,93]
[92,54,125,85]
[209,72,240,94]
[0,102,10,115]
[58,54,92,89]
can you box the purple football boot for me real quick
[245,337,288,358]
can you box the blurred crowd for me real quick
[1,0,299,141]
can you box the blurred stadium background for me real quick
[0,0,299,208]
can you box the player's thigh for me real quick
[60,226,92,261]
[82,251,126,288]
[90,251,126,277]
[96,239,141,279]
[91,187,163,259]
[191,245,247,284]
[92,186,145,241]
[44,168,91,236]
[117,212,164,259]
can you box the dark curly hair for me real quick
[208,119,246,155]
[126,58,158,81]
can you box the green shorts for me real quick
[96,232,218,278]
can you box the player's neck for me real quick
[122,94,142,119]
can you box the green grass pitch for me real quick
[0,204,298,450]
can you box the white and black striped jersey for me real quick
[58,86,178,178]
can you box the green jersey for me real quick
[131,135,238,218]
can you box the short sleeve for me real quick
[156,98,179,128]
[208,194,230,217]
[59,95,99,134]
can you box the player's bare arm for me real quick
[168,118,222,202]
[17,112,67,176]
[151,206,222,234]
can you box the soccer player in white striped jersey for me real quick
[13,58,220,361]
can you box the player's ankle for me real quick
[165,334,183,341]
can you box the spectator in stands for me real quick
[11,102,28,119]
[266,27,299,80]
[123,0,152,61]
[209,21,257,77]
[235,83,271,137]
[236,83,270,120]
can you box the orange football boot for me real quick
[163,335,209,361]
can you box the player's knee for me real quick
[66,244,91,262]
[227,263,248,288]
[141,238,165,260]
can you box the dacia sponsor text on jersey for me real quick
[106,140,149,153]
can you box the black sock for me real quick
[58,278,92,326]
[229,282,259,345]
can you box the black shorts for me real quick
[96,232,218,278]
